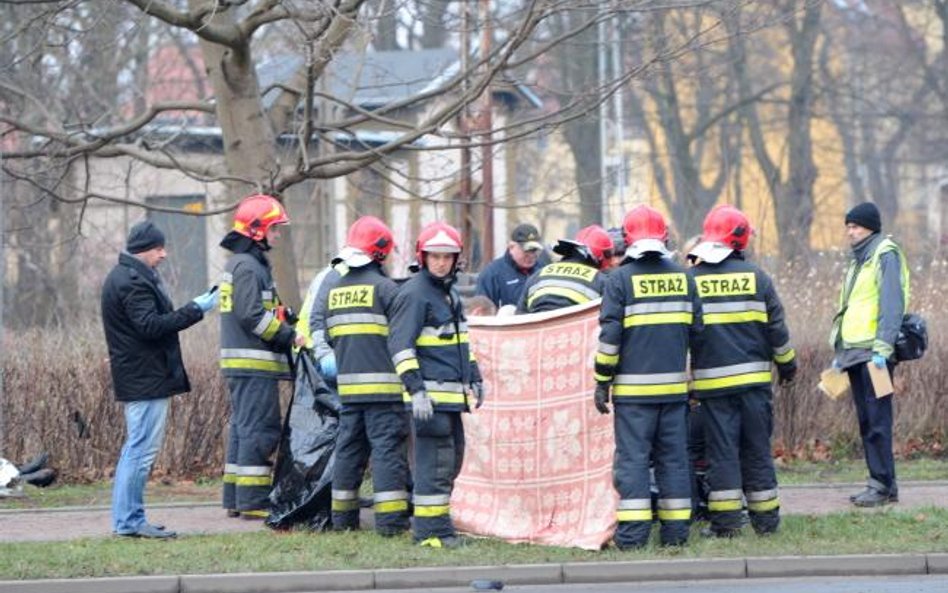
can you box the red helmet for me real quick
[575,225,614,269]
[346,216,394,263]
[415,221,463,264]
[623,205,668,246]
[233,194,289,242]
[702,204,751,251]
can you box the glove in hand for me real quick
[872,353,887,369]
[192,288,219,313]
[469,382,485,409]
[777,362,797,385]
[412,391,434,422]
[594,383,611,415]
[318,352,337,380]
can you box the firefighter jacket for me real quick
[517,255,607,313]
[595,254,702,404]
[388,269,482,413]
[688,253,795,398]
[219,235,296,379]
[325,262,403,405]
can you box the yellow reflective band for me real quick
[328,324,389,338]
[596,352,620,365]
[704,311,768,325]
[657,508,692,521]
[262,298,276,310]
[624,312,693,327]
[528,286,591,307]
[709,499,743,512]
[374,500,409,514]
[328,285,375,309]
[539,262,597,280]
[235,476,271,487]
[632,273,687,298]
[747,498,780,512]
[396,358,420,375]
[774,348,796,364]
[338,383,405,396]
[219,282,233,313]
[613,383,689,396]
[696,273,756,297]
[419,537,443,548]
[414,505,451,518]
[428,391,467,405]
[260,317,282,340]
[617,509,654,522]
[693,371,772,391]
[240,509,269,518]
[594,373,612,382]
[223,473,237,484]
[332,499,360,512]
[416,334,470,346]
[220,359,290,373]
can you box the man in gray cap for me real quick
[101,220,219,538]
[475,223,548,308]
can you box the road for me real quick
[347,576,948,593]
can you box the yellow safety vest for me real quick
[831,237,909,350]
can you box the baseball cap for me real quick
[511,223,543,252]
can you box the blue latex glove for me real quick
[872,353,887,369]
[318,352,337,380]
[831,358,841,370]
[192,288,219,313]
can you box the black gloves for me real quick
[777,361,797,385]
[594,383,611,415]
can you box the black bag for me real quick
[895,313,927,362]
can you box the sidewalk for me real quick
[1,481,946,543]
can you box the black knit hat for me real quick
[845,202,881,233]
[126,220,166,254]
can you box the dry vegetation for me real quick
[1,257,944,481]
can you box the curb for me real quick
[2,554,947,593]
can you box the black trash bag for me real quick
[266,351,341,531]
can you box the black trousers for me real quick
[331,403,410,534]
[412,411,465,541]
[703,387,779,534]
[613,402,691,548]
[223,376,281,512]
[847,362,897,494]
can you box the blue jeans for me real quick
[112,398,169,534]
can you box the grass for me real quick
[3,458,945,510]
[0,507,946,580]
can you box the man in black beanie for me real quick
[101,220,219,538]
[829,202,909,507]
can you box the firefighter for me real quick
[517,225,613,313]
[388,222,484,548]
[687,205,797,537]
[327,216,410,536]
[594,205,702,549]
[219,194,306,519]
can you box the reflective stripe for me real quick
[745,489,777,502]
[338,384,404,396]
[328,323,389,338]
[618,498,651,509]
[747,498,780,512]
[427,391,467,405]
[338,372,402,385]
[235,476,271,487]
[220,272,233,283]
[395,358,420,375]
[414,505,450,517]
[594,373,612,382]
[224,463,239,474]
[527,281,600,307]
[657,509,691,521]
[709,499,743,512]
[423,380,464,392]
[392,349,417,365]
[222,474,237,484]
[598,342,620,355]
[616,372,689,385]
[595,352,619,366]
[332,489,359,500]
[657,497,692,509]
[709,489,743,500]
[326,313,389,328]
[375,490,409,502]
[773,344,795,363]
[702,301,766,314]
[414,494,451,505]
[703,300,768,324]
[375,500,409,513]
[624,301,693,315]
[236,465,270,476]
[261,290,273,301]
[704,311,768,324]
[693,361,772,390]
[252,311,277,337]
[220,359,290,372]
[332,499,360,512]
[416,332,469,346]
[617,509,653,522]
[624,312,693,327]
[221,348,287,363]
[694,362,772,379]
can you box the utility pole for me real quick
[0,152,5,449]
[479,0,495,261]
[459,1,474,266]
[611,8,626,212]
[597,9,609,225]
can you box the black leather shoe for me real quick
[118,524,177,539]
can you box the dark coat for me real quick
[101,252,204,402]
